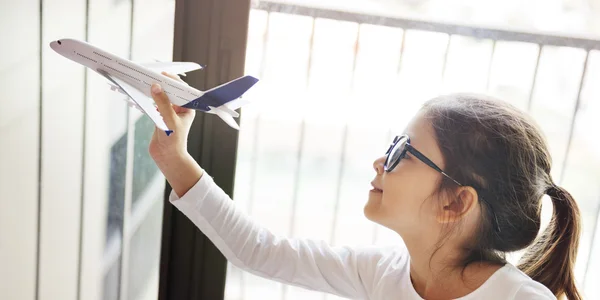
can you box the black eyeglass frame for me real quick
[384,135,462,186]
[383,134,501,232]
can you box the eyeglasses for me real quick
[384,135,462,186]
[384,134,501,232]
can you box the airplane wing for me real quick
[140,61,203,76]
[97,69,173,135]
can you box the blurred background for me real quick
[1,0,600,299]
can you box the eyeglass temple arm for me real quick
[406,146,463,186]
[406,145,501,231]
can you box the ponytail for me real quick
[517,184,582,300]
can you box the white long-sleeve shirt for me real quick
[169,172,557,300]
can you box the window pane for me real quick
[103,255,122,300]
[226,3,600,300]
[125,0,175,299]
[132,115,161,209]
[81,0,132,299]
[127,198,164,300]
[107,133,128,244]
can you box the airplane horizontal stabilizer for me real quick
[182,75,258,110]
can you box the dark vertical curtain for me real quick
[158,0,252,299]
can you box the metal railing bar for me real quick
[254,1,600,51]
[329,23,362,247]
[372,29,410,244]
[282,16,317,300]
[371,30,408,245]
[396,30,407,75]
[485,40,497,91]
[246,11,271,219]
[287,17,316,238]
[371,213,381,245]
[439,35,452,90]
[527,45,543,112]
[242,11,271,300]
[582,191,600,289]
[559,50,590,184]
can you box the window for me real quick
[224,2,600,299]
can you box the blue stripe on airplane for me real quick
[182,75,259,110]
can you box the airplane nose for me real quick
[49,41,59,51]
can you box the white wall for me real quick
[0,1,41,300]
[38,1,87,299]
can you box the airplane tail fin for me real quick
[182,75,258,110]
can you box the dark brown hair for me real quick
[421,93,582,300]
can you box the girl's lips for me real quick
[370,181,383,193]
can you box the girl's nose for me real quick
[373,156,385,174]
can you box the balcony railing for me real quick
[226,2,600,299]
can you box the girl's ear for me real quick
[437,186,479,224]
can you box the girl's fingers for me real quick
[161,71,193,115]
[151,83,178,130]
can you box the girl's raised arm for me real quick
[169,169,394,299]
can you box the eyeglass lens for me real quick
[385,136,407,170]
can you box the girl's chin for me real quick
[364,193,383,219]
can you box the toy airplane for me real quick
[50,38,259,135]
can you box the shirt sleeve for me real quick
[168,172,390,299]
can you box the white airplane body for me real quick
[50,38,259,134]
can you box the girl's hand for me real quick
[148,72,195,163]
[149,72,204,197]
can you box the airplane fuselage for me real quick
[50,38,204,108]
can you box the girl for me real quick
[149,73,581,300]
